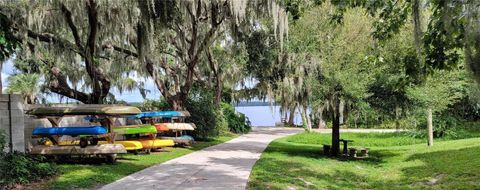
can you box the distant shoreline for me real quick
[234,102,279,107]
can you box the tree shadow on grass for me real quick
[265,141,400,166]
[401,146,480,189]
[249,156,396,190]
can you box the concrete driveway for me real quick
[99,127,303,190]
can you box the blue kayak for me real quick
[129,111,189,119]
[32,126,107,136]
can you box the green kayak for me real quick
[113,125,157,135]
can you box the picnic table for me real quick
[340,139,354,156]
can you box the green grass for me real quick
[47,135,237,190]
[285,132,427,147]
[248,132,480,190]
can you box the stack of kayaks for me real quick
[129,110,196,147]
[27,105,146,163]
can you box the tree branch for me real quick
[45,64,90,103]
[60,3,83,51]
[102,44,139,57]
[86,0,98,56]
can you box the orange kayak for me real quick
[154,123,170,132]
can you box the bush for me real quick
[433,115,458,138]
[214,109,230,136]
[409,114,459,139]
[0,131,57,188]
[186,88,218,139]
[0,153,57,188]
[221,103,252,133]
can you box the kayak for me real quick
[44,140,78,146]
[130,111,190,119]
[28,106,141,116]
[138,139,174,149]
[33,126,107,136]
[113,125,157,135]
[99,140,143,151]
[159,136,194,146]
[160,123,196,131]
[154,123,170,132]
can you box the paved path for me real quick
[100,127,302,190]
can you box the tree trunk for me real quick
[339,99,344,125]
[331,96,341,156]
[167,95,186,111]
[288,105,296,125]
[214,77,222,107]
[304,105,312,131]
[427,107,433,146]
[207,47,222,108]
[317,106,325,129]
[395,105,401,130]
[300,106,307,130]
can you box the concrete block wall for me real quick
[0,94,25,153]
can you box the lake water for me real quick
[235,106,303,127]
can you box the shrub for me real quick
[221,103,252,133]
[0,153,57,187]
[214,109,230,136]
[433,115,458,138]
[0,131,57,188]
[409,114,459,139]
[186,88,218,139]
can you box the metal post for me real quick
[8,94,13,152]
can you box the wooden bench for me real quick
[358,148,369,157]
[348,147,369,158]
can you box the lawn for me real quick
[248,131,480,190]
[46,135,237,190]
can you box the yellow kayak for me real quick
[44,140,78,146]
[138,139,174,149]
[99,140,143,151]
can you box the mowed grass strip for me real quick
[47,135,237,190]
[248,132,480,190]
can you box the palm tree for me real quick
[6,73,40,104]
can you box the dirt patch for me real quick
[8,177,55,190]
[297,177,314,188]
[426,174,445,186]
[414,173,446,187]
